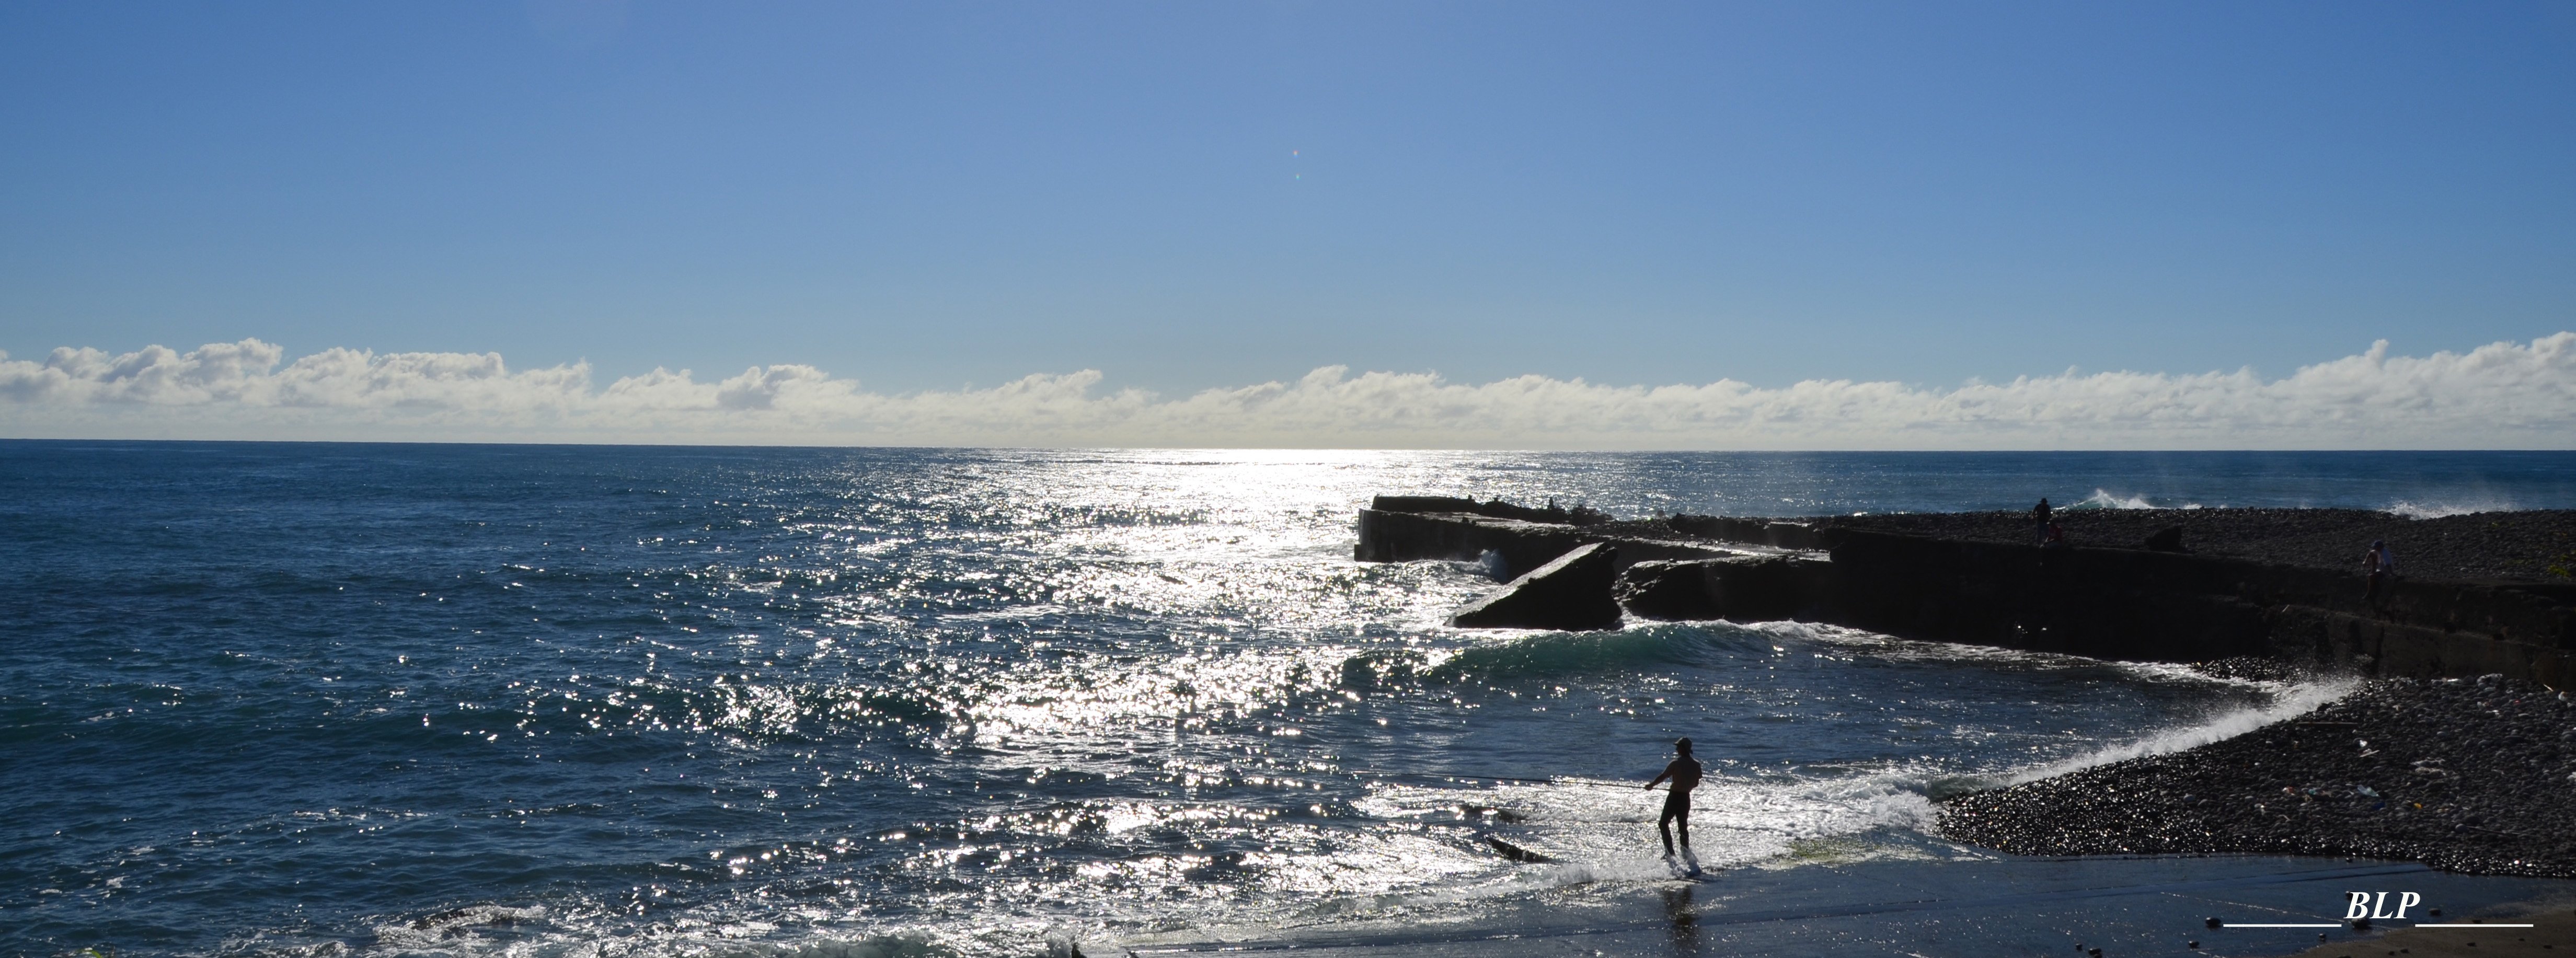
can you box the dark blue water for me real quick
[5,443,2572,957]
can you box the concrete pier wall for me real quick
[1356,500,2576,686]
[1450,543,1624,631]
[1352,505,1727,580]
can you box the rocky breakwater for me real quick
[1358,496,2576,883]
[1353,495,2576,687]
[1449,543,1624,631]
[1352,495,1732,577]
[1352,495,1752,629]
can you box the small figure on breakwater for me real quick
[2032,498,2052,545]
[2042,520,2067,550]
[2364,539,2397,606]
[1646,737,1704,859]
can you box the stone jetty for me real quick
[1357,494,2576,686]
[1361,495,2576,878]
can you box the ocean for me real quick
[7,444,2576,957]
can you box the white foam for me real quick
[1764,620,2220,679]
[319,667,2357,958]
[2387,498,2516,520]
[358,914,958,958]
[2075,489,2204,511]
[1357,760,1950,886]
[366,905,549,950]
[1996,674,2358,787]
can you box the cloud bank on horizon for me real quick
[3,334,2570,449]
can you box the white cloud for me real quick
[3,334,2571,448]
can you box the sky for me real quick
[3,1,2573,447]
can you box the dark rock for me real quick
[2190,657,2310,682]
[1808,507,2576,585]
[1353,508,1589,574]
[1370,494,1483,514]
[1352,505,1717,576]
[1616,556,1831,622]
[1484,836,1554,862]
[1659,514,1830,550]
[1451,543,1623,631]
[1369,494,1611,526]
[1614,559,1728,620]
[2145,525,2189,553]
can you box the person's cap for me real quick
[1675,737,1693,751]
[2372,540,2384,548]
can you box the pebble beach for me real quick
[1939,664,2576,878]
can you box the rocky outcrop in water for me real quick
[1451,543,1624,631]
[1613,556,1826,622]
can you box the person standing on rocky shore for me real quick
[2032,498,2052,545]
[2364,539,2397,607]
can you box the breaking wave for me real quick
[1992,674,2358,789]
[2387,498,2517,520]
[2069,489,2205,511]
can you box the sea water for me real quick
[6,444,2574,957]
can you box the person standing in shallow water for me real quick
[1646,738,1704,857]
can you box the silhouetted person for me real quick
[1646,737,1703,857]
[2364,539,2396,607]
[2033,498,2052,544]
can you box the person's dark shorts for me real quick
[1660,789,1690,819]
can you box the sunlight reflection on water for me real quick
[14,446,2550,957]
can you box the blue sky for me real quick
[3,1,2573,443]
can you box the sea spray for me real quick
[2073,488,2206,510]
[2000,674,2359,788]
[2387,498,2518,519]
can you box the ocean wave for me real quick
[1338,623,1762,686]
[1773,621,2265,689]
[1988,674,2358,789]
[1424,628,1705,682]
[352,916,960,958]
[1355,761,1952,886]
[2068,488,2204,511]
[367,905,550,951]
[2387,498,2517,520]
